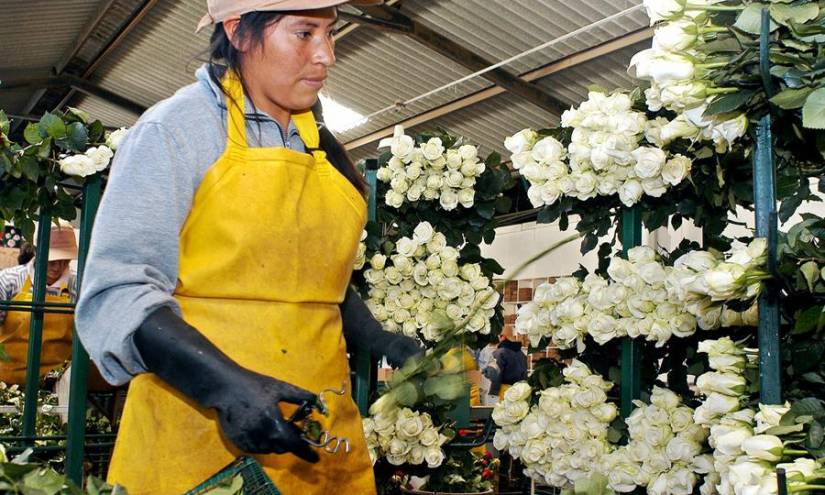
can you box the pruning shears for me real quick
[286,382,351,455]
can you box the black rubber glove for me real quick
[340,286,423,368]
[133,306,319,463]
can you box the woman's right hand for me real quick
[211,368,319,462]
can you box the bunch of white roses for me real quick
[602,386,711,495]
[631,0,748,152]
[363,407,449,468]
[492,361,617,489]
[353,230,368,270]
[57,127,128,178]
[667,238,767,330]
[376,125,485,210]
[505,90,693,208]
[515,246,696,350]
[360,221,499,342]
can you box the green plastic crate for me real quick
[184,456,281,495]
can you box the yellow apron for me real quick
[0,277,73,384]
[108,73,375,494]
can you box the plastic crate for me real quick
[184,456,281,495]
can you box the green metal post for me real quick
[754,8,782,404]
[351,167,378,416]
[66,173,102,482]
[620,206,642,418]
[22,209,52,442]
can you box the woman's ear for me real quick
[222,17,247,52]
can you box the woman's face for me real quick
[46,260,69,285]
[228,8,337,125]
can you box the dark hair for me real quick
[17,241,35,265]
[207,11,367,195]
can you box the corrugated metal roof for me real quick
[347,42,646,163]
[0,0,103,69]
[0,0,105,114]
[400,0,648,75]
[325,27,491,144]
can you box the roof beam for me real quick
[344,27,652,151]
[345,4,567,115]
[11,0,158,136]
[1,76,147,115]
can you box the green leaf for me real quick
[0,110,8,135]
[801,261,821,291]
[770,3,819,25]
[201,474,244,495]
[705,90,756,115]
[23,123,43,145]
[39,112,66,139]
[18,155,40,181]
[495,195,512,214]
[770,87,815,109]
[65,122,89,152]
[65,107,90,124]
[789,398,825,421]
[764,423,806,435]
[476,201,495,219]
[802,372,825,384]
[793,306,825,335]
[22,467,65,495]
[806,421,824,450]
[735,4,779,34]
[87,120,105,143]
[802,87,825,129]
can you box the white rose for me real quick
[387,437,411,459]
[427,233,447,253]
[439,189,459,210]
[395,411,425,439]
[632,146,666,179]
[670,407,695,433]
[665,436,702,462]
[59,154,97,177]
[696,372,747,396]
[376,167,392,182]
[413,222,434,244]
[618,179,643,206]
[662,154,692,186]
[511,151,535,170]
[458,188,475,208]
[504,382,532,402]
[531,136,565,163]
[396,237,418,257]
[370,253,387,270]
[391,133,415,160]
[424,447,445,468]
[458,144,478,162]
[85,145,114,172]
[445,149,462,170]
[742,435,784,462]
[105,127,128,150]
[654,19,698,50]
[444,170,464,188]
[504,128,538,154]
[710,114,748,152]
[422,137,444,161]
[385,189,405,208]
[642,176,668,197]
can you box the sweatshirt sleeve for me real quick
[75,121,201,386]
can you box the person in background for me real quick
[483,330,528,399]
[17,242,35,265]
[476,336,498,405]
[0,226,77,384]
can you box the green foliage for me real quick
[418,449,495,493]
[0,109,109,239]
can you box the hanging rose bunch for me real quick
[602,386,712,495]
[363,407,450,468]
[515,246,696,350]
[492,361,617,489]
[376,125,485,210]
[505,90,693,208]
[360,221,499,342]
[667,238,768,330]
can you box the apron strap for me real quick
[221,70,249,149]
[292,110,328,164]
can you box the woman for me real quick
[0,226,76,384]
[76,2,419,493]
